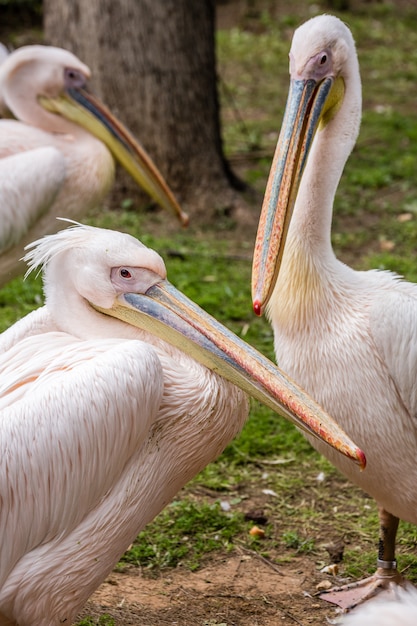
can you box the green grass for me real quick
[0,272,43,332]
[119,500,244,572]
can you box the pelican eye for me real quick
[320,53,327,65]
[64,67,86,90]
[119,268,132,279]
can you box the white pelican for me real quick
[251,14,417,608]
[0,222,363,625]
[0,45,188,287]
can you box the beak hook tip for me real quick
[358,449,367,471]
[253,300,263,317]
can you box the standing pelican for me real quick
[252,14,417,608]
[0,222,363,625]
[0,45,188,287]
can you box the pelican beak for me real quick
[94,279,366,469]
[39,89,189,227]
[252,75,345,315]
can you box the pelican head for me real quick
[24,221,366,469]
[252,15,361,314]
[0,45,188,226]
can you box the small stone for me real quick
[379,239,395,252]
[397,213,413,223]
[316,579,333,591]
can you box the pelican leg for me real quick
[319,508,407,610]
[377,507,400,573]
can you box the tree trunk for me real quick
[43,0,244,222]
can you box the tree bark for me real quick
[43,0,244,221]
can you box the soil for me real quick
[72,465,370,626]
[77,553,342,626]
[75,469,371,625]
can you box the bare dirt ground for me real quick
[78,552,344,625]
[75,468,372,625]
[74,466,366,626]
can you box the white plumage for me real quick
[252,14,417,607]
[0,224,248,624]
[0,44,9,66]
[0,222,361,624]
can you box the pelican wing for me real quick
[0,147,66,254]
[0,307,58,354]
[0,333,162,588]
[370,287,417,422]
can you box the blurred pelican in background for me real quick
[0,45,188,287]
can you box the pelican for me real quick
[0,222,363,625]
[251,14,417,608]
[0,45,188,287]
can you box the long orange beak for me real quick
[95,278,366,469]
[39,88,189,227]
[252,75,344,315]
